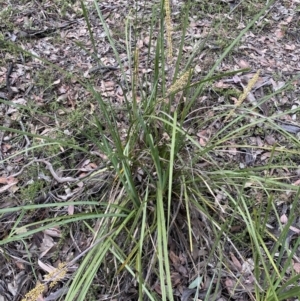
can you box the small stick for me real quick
[34,159,78,183]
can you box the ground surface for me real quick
[1,0,300,300]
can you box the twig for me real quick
[68,229,115,266]
[8,160,36,178]
[6,62,14,100]
[0,116,11,162]
[34,159,78,183]
[34,159,108,183]
[89,65,119,74]
[19,120,31,156]
[70,227,82,253]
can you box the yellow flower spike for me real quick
[164,0,173,61]
[21,282,45,301]
[156,69,193,104]
[22,262,68,301]
[44,262,68,288]
[167,69,192,96]
[224,69,260,122]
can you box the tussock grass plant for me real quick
[2,0,300,300]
